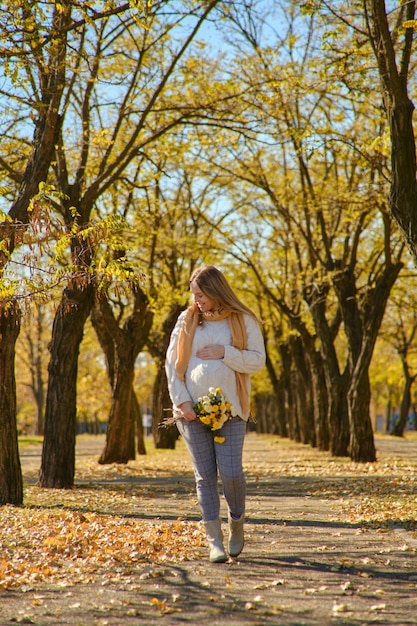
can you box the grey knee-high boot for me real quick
[228,512,245,557]
[203,519,227,563]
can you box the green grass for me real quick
[18,436,43,447]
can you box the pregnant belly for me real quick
[188,360,225,394]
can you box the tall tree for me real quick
[92,284,153,464]
[16,304,47,435]
[0,0,72,505]
[0,303,22,505]
[132,147,231,448]
[39,0,221,487]
[200,0,405,460]
[308,0,417,276]
[379,283,417,436]
[365,0,417,261]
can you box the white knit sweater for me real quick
[165,312,266,421]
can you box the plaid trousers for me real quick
[177,417,247,522]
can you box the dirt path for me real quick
[2,433,417,625]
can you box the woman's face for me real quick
[190,281,218,313]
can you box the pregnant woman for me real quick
[165,265,265,562]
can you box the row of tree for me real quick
[1,0,417,506]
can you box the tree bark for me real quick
[264,344,288,437]
[308,289,350,457]
[0,304,23,506]
[290,335,315,446]
[0,2,71,501]
[344,261,402,461]
[332,266,375,462]
[29,307,46,435]
[368,0,417,259]
[93,286,153,464]
[308,348,329,451]
[385,397,392,433]
[147,303,184,449]
[152,362,178,449]
[132,392,146,455]
[348,370,376,462]
[327,373,350,458]
[39,282,94,488]
[391,363,415,437]
[278,342,300,442]
[99,355,136,464]
[254,394,281,435]
[412,404,417,431]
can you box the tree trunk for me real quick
[99,358,135,464]
[309,291,350,456]
[327,373,350,457]
[369,0,417,259]
[279,342,299,442]
[332,268,375,462]
[147,303,184,449]
[275,376,289,436]
[0,304,23,506]
[39,282,94,488]
[385,398,392,434]
[290,368,302,443]
[264,344,288,437]
[33,307,46,435]
[153,362,178,449]
[254,394,281,434]
[391,367,414,437]
[412,404,417,431]
[272,318,328,449]
[343,261,402,461]
[133,392,146,455]
[348,371,376,462]
[92,287,153,464]
[308,349,329,451]
[291,336,315,446]
[0,2,71,500]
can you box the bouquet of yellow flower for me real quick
[194,387,237,443]
[159,387,236,444]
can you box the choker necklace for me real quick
[201,307,229,322]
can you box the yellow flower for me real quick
[214,436,225,444]
[194,388,234,443]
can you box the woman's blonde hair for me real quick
[189,265,261,323]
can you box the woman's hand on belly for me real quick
[178,401,197,421]
[196,344,225,360]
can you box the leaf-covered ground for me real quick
[247,433,417,527]
[1,442,206,591]
[1,433,417,625]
